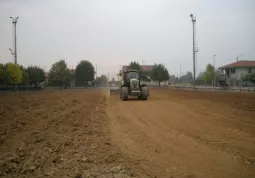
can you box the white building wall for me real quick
[230,67,255,80]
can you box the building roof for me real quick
[219,60,255,69]
[122,65,153,72]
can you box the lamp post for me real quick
[190,14,197,88]
[9,16,19,64]
[213,55,216,86]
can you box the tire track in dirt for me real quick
[107,89,255,178]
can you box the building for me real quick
[219,60,255,80]
[121,65,153,73]
[121,65,153,81]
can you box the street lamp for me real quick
[9,16,19,64]
[190,14,197,88]
[213,55,216,86]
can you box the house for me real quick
[121,65,153,73]
[219,60,255,80]
[121,65,153,81]
[120,64,168,85]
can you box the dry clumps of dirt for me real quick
[0,90,147,178]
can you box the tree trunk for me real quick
[158,81,160,86]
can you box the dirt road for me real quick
[108,89,255,178]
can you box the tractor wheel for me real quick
[121,87,128,101]
[141,86,148,100]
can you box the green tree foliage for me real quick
[21,70,29,85]
[242,72,255,83]
[196,72,205,80]
[0,64,4,84]
[128,61,141,71]
[3,63,22,85]
[180,71,193,83]
[197,64,221,83]
[151,64,169,85]
[95,75,108,86]
[17,65,29,86]
[75,60,95,86]
[26,66,45,86]
[48,60,71,87]
[203,64,215,81]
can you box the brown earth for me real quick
[0,89,255,178]
[108,88,255,178]
[0,89,147,178]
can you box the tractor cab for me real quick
[119,70,149,101]
[120,70,140,86]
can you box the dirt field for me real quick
[108,89,255,178]
[0,89,255,178]
[0,90,147,178]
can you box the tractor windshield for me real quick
[125,72,139,80]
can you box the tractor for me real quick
[119,70,149,101]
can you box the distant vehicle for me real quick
[119,70,149,101]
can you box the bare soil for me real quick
[0,90,147,178]
[108,88,255,178]
[0,88,255,178]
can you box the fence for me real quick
[0,85,43,92]
[171,84,255,92]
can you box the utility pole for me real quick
[108,72,109,87]
[180,64,182,85]
[190,14,197,88]
[95,64,97,87]
[95,64,97,88]
[9,17,19,64]
[213,55,216,87]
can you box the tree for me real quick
[3,63,22,85]
[169,75,177,83]
[128,61,141,71]
[26,66,45,87]
[249,72,255,83]
[180,71,193,83]
[151,64,169,85]
[75,60,95,86]
[197,72,205,80]
[95,75,108,86]
[0,64,4,85]
[21,70,29,85]
[197,64,221,83]
[48,60,70,87]
[242,72,255,84]
[203,64,215,81]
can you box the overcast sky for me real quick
[0,0,254,78]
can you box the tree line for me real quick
[169,63,255,85]
[127,61,170,85]
[0,60,170,88]
[197,63,255,84]
[0,63,45,87]
[169,64,221,85]
[0,59,99,88]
